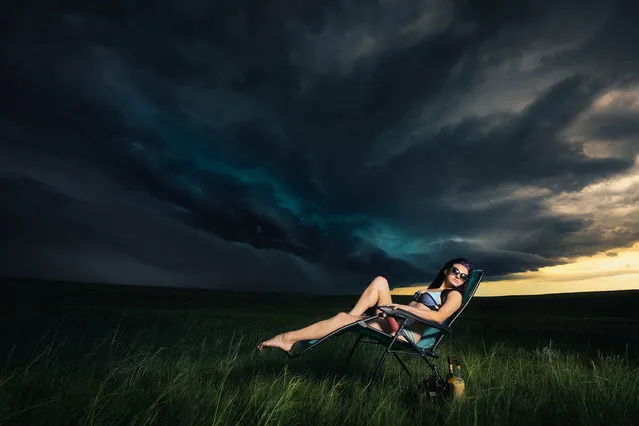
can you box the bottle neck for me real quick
[454,365,462,379]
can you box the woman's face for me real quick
[444,263,470,287]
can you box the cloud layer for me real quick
[2,0,639,292]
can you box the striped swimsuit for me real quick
[401,291,442,343]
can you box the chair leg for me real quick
[420,353,442,381]
[366,351,389,396]
[392,352,411,377]
[366,324,404,396]
[346,335,363,366]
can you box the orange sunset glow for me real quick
[393,242,639,297]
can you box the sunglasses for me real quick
[449,266,469,281]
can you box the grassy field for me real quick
[0,283,638,425]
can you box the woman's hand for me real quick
[386,303,406,310]
[387,304,421,317]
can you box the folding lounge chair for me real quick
[287,269,484,394]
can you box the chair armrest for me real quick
[377,305,452,333]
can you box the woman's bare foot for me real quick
[257,333,295,352]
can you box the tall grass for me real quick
[0,307,637,425]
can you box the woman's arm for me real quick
[389,291,463,324]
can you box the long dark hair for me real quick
[427,257,473,296]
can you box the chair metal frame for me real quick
[288,270,484,395]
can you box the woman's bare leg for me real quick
[348,276,393,316]
[257,312,365,352]
[257,276,393,352]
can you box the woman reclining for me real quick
[257,257,472,353]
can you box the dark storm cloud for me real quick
[2,0,639,291]
[0,165,366,293]
[585,112,639,141]
[366,76,625,201]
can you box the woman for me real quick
[257,258,472,353]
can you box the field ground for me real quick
[1,280,638,425]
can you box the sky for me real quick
[1,0,638,295]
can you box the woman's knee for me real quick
[372,276,389,289]
[334,312,350,320]
[333,312,357,324]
